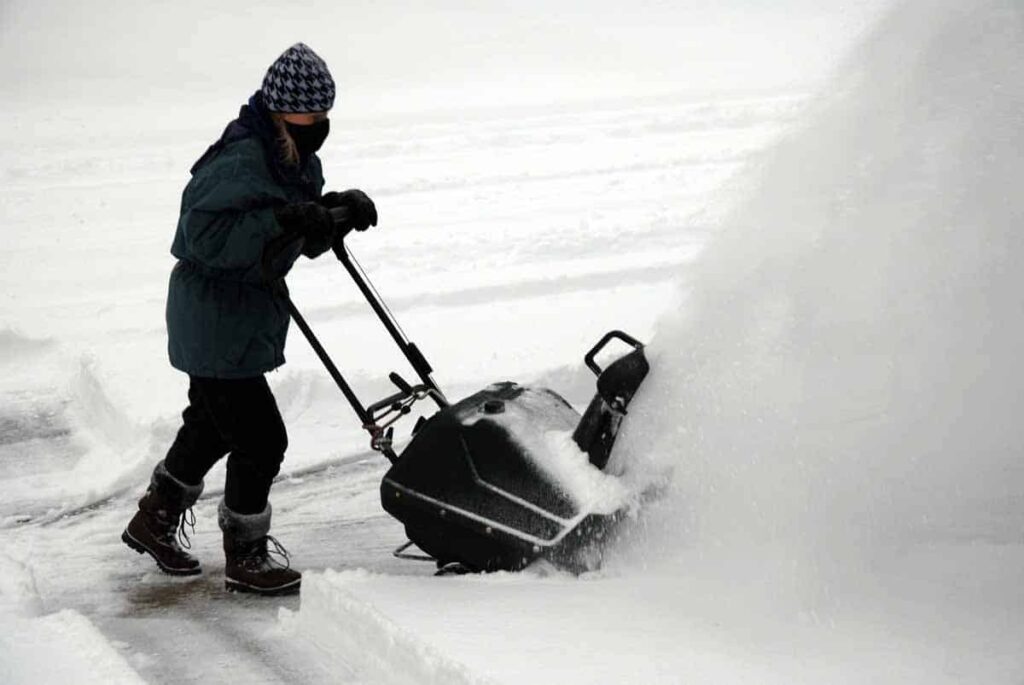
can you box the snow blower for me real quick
[262,210,649,573]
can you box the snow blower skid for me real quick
[262,208,649,573]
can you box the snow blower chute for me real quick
[262,210,649,573]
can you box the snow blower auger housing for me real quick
[263,209,649,573]
[382,329,648,573]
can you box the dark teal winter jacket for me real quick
[166,93,324,378]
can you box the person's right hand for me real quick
[320,189,378,232]
[274,202,335,258]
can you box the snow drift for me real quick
[0,554,144,684]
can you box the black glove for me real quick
[273,202,335,258]
[320,189,378,232]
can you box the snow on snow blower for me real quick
[263,209,649,573]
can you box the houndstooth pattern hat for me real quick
[261,43,336,113]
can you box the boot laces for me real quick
[264,535,292,570]
[240,535,292,571]
[176,507,196,550]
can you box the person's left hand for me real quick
[320,189,378,231]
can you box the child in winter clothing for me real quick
[122,43,377,595]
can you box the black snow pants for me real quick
[163,375,287,515]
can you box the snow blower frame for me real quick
[262,208,649,573]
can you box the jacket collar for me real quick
[189,91,317,192]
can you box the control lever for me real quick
[389,372,414,395]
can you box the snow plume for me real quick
[613,0,1024,592]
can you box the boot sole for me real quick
[122,529,202,577]
[225,576,301,597]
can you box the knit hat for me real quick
[261,43,336,113]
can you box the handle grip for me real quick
[328,206,350,225]
[261,204,355,282]
[583,330,645,376]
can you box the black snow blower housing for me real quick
[264,210,649,573]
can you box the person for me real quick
[121,43,377,596]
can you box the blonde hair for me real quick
[270,113,300,167]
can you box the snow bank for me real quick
[0,553,43,616]
[0,554,144,684]
[293,551,1024,685]
[0,354,161,520]
[284,570,492,685]
[0,328,55,359]
[0,610,145,685]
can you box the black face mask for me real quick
[285,118,330,157]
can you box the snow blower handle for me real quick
[260,205,449,463]
[259,218,385,457]
[368,372,447,418]
[328,206,356,244]
[330,232,449,410]
[258,206,354,282]
[583,330,645,376]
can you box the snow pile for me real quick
[283,570,491,685]
[615,0,1024,567]
[0,610,146,685]
[294,551,1024,684]
[0,348,161,520]
[0,553,43,617]
[0,554,144,684]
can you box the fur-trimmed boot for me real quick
[219,501,301,596]
[122,460,204,576]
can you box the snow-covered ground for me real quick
[0,90,800,521]
[3,0,1023,682]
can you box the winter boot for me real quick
[122,460,204,576]
[219,501,301,596]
